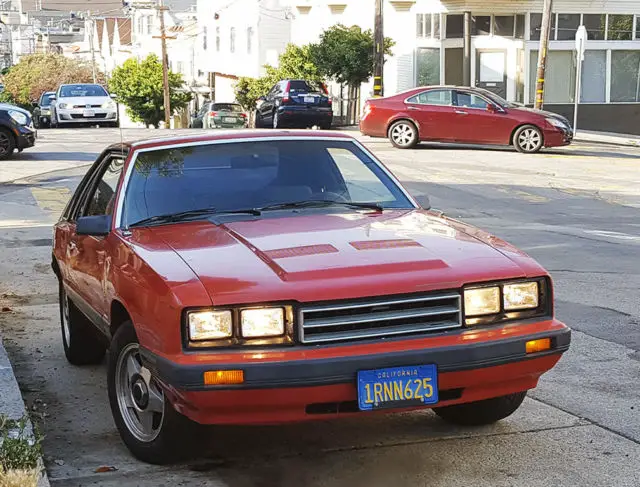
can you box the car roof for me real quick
[107,130,356,152]
[59,83,103,87]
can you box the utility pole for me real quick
[534,0,553,109]
[372,0,383,97]
[156,0,172,128]
[87,11,97,83]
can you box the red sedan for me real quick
[360,86,573,153]
[52,130,570,463]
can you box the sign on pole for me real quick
[573,25,587,135]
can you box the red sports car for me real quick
[52,130,570,464]
[359,86,573,153]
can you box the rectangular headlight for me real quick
[241,308,285,338]
[464,287,500,316]
[188,310,232,341]
[504,282,539,310]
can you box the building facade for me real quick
[285,0,640,134]
[196,0,292,102]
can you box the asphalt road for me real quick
[0,128,638,487]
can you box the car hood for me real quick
[141,210,547,306]
[0,103,30,116]
[56,96,111,106]
[508,106,571,125]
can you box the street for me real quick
[0,128,639,486]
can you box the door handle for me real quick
[407,106,419,111]
[455,110,468,115]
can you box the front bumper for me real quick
[544,126,573,147]
[16,125,36,149]
[141,320,570,425]
[57,109,118,123]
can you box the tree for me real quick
[234,44,322,114]
[109,54,192,128]
[0,54,103,108]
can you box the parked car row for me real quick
[359,85,573,153]
[34,83,119,129]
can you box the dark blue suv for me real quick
[255,79,333,129]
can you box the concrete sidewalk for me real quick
[0,335,50,487]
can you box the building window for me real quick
[530,13,542,40]
[556,14,580,40]
[515,14,525,39]
[581,51,606,103]
[445,48,463,85]
[137,17,144,34]
[611,51,640,102]
[146,15,153,34]
[247,27,253,54]
[583,14,606,40]
[230,27,235,53]
[203,26,207,50]
[416,48,440,86]
[216,27,220,52]
[416,14,439,38]
[637,16,640,40]
[608,15,634,41]
[472,16,491,36]
[177,61,184,73]
[494,16,514,37]
[445,14,463,39]
[529,50,576,103]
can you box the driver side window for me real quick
[84,157,125,217]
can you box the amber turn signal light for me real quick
[204,370,244,385]
[525,338,552,354]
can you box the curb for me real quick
[0,336,50,487]
[574,134,640,148]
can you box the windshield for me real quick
[212,103,243,112]
[40,93,55,106]
[59,85,108,98]
[121,140,413,227]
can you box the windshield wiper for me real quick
[128,207,261,228]
[258,199,383,212]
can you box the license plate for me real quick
[357,364,438,411]
[304,96,316,103]
[83,110,95,117]
[223,117,236,123]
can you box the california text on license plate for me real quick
[357,364,438,411]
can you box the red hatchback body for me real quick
[359,86,573,153]
[51,131,570,464]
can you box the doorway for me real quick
[476,49,507,98]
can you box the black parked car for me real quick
[33,91,56,128]
[0,103,36,160]
[255,79,333,129]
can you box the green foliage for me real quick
[234,44,322,111]
[310,24,395,87]
[0,415,42,474]
[109,54,192,128]
[0,54,102,109]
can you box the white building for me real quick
[284,0,640,133]
[196,0,292,102]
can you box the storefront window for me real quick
[515,14,525,39]
[529,50,576,103]
[472,16,491,36]
[416,48,440,86]
[445,48,463,85]
[530,13,542,40]
[581,51,606,103]
[494,16,514,37]
[583,14,606,40]
[556,14,580,40]
[446,15,463,39]
[611,51,640,102]
[607,15,634,41]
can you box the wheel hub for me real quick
[131,376,149,409]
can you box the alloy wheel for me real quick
[273,111,279,129]
[390,123,415,147]
[517,128,542,152]
[61,289,71,346]
[115,343,165,443]
[0,132,10,156]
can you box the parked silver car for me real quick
[50,84,119,128]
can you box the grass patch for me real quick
[0,415,42,487]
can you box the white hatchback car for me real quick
[51,84,119,128]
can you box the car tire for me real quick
[59,282,106,365]
[107,321,201,464]
[388,120,419,149]
[513,125,543,153]
[254,111,262,128]
[433,391,527,426]
[0,128,15,160]
[320,121,332,130]
[272,110,280,129]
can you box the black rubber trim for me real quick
[140,327,571,392]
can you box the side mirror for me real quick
[32,101,39,107]
[414,194,431,209]
[110,93,117,99]
[487,104,500,113]
[49,95,57,102]
[257,96,266,101]
[76,215,111,236]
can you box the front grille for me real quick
[70,113,107,119]
[73,104,102,108]
[299,292,462,344]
